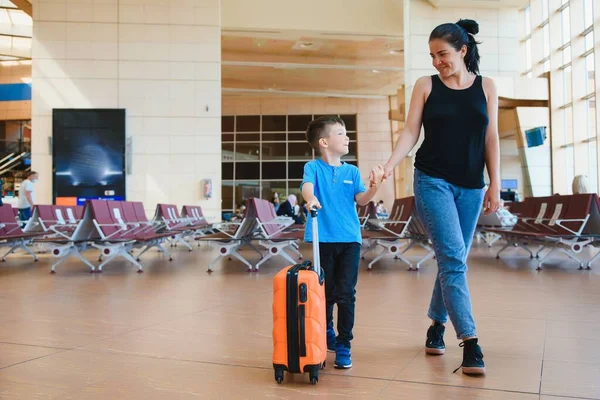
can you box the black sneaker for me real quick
[425,321,445,355]
[453,338,485,375]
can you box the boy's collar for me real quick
[317,158,345,168]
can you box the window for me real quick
[541,0,549,21]
[565,105,574,145]
[562,46,571,65]
[587,99,597,140]
[220,114,358,214]
[586,99,598,193]
[561,6,570,45]
[565,144,575,193]
[585,53,595,95]
[584,31,594,53]
[584,0,593,28]
[563,65,572,105]
[525,38,532,71]
[524,5,531,36]
[543,24,550,59]
[589,144,599,194]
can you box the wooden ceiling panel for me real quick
[222,65,403,96]
[221,33,405,96]
[222,35,404,68]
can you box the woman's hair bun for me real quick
[456,19,479,35]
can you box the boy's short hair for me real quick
[306,116,345,155]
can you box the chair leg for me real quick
[587,248,600,269]
[72,248,96,272]
[394,252,413,270]
[50,253,69,274]
[231,249,253,271]
[135,245,152,260]
[495,242,512,259]
[361,241,377,260]
[207,253,224,272]
[155,243,173,261]
[367,249,387,270]
[558,248,584,270]
[20,241,39,262]
[535,245,547,259]
[537,247,557,270]
[1,244,18,262]
[254,252,272,270]
[279,249,297,267]
[289,242,303,259]
[96,252,119,272]
[517,243,534,258]
[121,250,144,272]
[416,249,435,270]
[178,236,193,251]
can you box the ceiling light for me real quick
[388,49,403,55]
[372,69,382,73]
[299,42,314,48]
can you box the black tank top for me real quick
[415,74,489,189]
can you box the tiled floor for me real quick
[0,240,598,399]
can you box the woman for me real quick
[383,19,501,375]
[276,194,303,224]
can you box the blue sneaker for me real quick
[334,343,352,369]
[327,327,336,352]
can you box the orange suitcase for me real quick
[272,209,326,384]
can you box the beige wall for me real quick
[31,0,222,219]
[405,1,521,89]
[222,0,403,37]
[222,96,395,207]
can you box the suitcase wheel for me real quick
[309,369,318,385]
[274,368,284,384]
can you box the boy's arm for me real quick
[355,184,379,206]
[355,165,384,206]
[302,182,321,210]
[301,162,321,209]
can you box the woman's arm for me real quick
[383,76,430,178]
[482,77,501,215]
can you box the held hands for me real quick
[368,165,386,188]
[483,184,501,216]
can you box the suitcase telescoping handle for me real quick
[310,207,320,276]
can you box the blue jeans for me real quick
[18,207,31,223]
[320,242,361,348]
[414,169,484,339]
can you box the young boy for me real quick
[301,116,384,369]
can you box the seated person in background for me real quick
[272,195,280,213]
[276,194,303,224]
[572,175,590,194]
[376,200,388,218]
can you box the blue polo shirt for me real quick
[301,158,366,244]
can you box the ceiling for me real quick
[0,0,32,61]
[427,0,529,8]
[221,32,404,97]
[4,0,528,98]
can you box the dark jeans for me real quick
[18,207,31,224]
[320,242,361,348]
